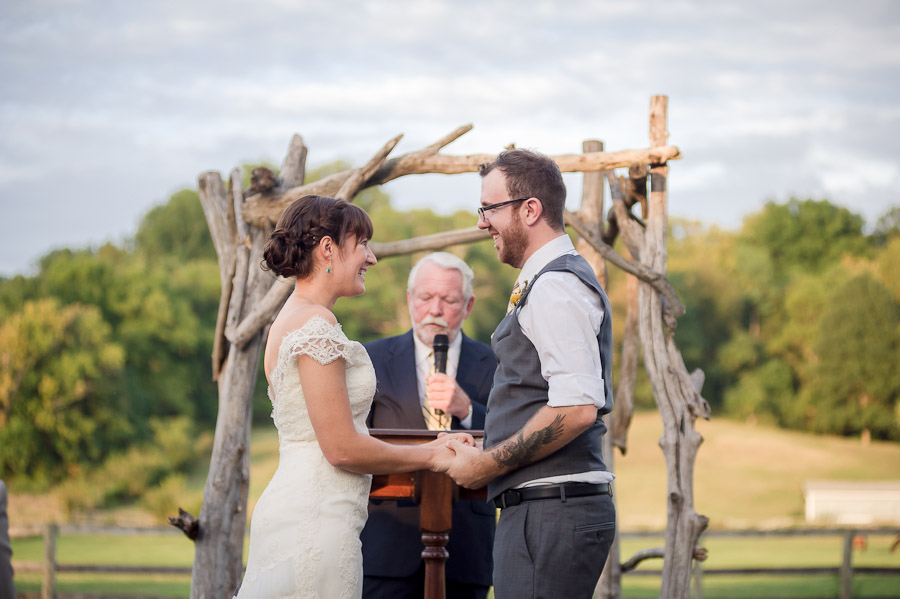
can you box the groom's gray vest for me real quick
[484,253,613,502]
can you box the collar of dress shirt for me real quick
[516,234,577,289]
[412,329,463,374]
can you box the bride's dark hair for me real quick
[263,195,374,279]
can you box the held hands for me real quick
[443,439,493,489]
[425,373,472,420]
[427,433,475,473]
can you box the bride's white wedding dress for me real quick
[235,315,375,599]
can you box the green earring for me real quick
[327,260,332,274]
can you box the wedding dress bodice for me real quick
[269,315,376,442]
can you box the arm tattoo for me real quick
[491,413,566,470]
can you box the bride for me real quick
[234,195,472,598]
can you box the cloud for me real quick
[1,0,898,276]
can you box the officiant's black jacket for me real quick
[362,330,496,587]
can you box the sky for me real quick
[1,0,898,277]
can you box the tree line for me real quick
[1,162,898,511]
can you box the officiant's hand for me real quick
[444,440,493,489]
[425,373,473,420]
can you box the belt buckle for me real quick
[500,489,521,509]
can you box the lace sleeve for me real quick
[283,315,357,366]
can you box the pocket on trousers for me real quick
[574,521,616,533]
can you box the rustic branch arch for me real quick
[185,95,710,599]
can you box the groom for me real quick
[362,252,496,599]
[447,149,616,599]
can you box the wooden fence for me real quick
[11,524,189,599]
[9,525,900,599]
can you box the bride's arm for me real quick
[299,353,454,475]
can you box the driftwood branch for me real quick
[621,548,664,573]
[620,546,707,573]
[242,135,682,227]
[628,163,649,219]
[198,172,236,381]
[336,134,403,201]
[638,94,709,599]
[370,227,490,259]
[604,172,646,261]
[564,211,685,318]
[611,265,640,454]
[279,134,308,189]
[227,277,293,348]
[168,508,199,540]
[575,139,609,289]
[419,123,473,154]
[225,169,251,343]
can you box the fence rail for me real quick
[10,524,900,599]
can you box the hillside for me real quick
[614,411,900,530]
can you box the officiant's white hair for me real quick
[407,252,474,301]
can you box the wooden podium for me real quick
[369,429,486,599]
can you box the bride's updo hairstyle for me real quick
[263,195,374,279]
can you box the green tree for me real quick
[870,205,900,247]
[738,198,869,281]
[134,189,216,262]
[802,273,900,439]
[34,247,219,428]
[875,237,900,302]
[0,299,129,486]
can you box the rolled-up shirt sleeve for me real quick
[518,271,606,409]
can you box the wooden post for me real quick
[840,530,853,599]
[637,95,710,599]
[576,139,608,289]
[691,557,704,599]
[418,470,454,599]
[192,171,278,598]
[42,523,56,599]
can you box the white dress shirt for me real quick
[412,332,474,429]
[513,234,614,486]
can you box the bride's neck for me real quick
[291,275,338,311]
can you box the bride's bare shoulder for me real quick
[265,305,338,372]
[271,305,337,343]
[282,305,337,331]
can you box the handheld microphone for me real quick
[432,334,449,415]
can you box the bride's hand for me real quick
[426,433,474,472]
[436,432,476,447]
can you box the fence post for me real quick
[42,523,56,599]
[839,530,853,599]
[691,558,704,599]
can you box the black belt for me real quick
[493,482,612,509]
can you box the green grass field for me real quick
[8,412,900,597]
[11,530,900,597]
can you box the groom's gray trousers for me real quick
[492,493,616,599]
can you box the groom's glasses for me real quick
[477,197,530,222]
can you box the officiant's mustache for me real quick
[421,315,449,328]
